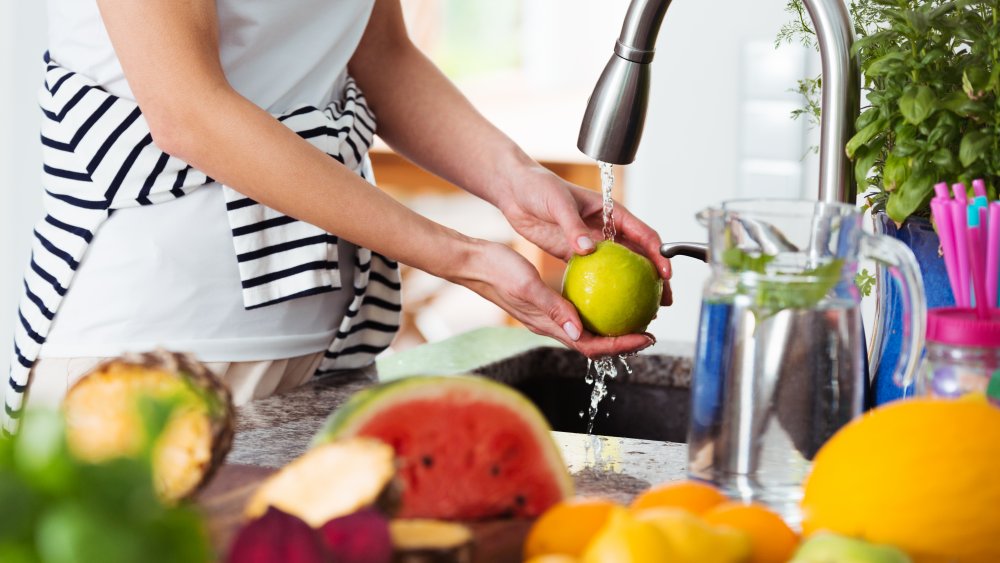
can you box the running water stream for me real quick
[599,161,616,242]
[579,161,625,434]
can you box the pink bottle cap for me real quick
[927,307,1000,348]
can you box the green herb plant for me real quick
[779,0,1000,223]
[0,401,213,563]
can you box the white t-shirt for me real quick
[41,0,376,361]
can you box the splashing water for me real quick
[580,355,634,433]
[598,161,616,242]
[585,356,618,434]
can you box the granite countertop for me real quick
[227,339,693,503]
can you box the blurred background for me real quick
[0,0,819,367]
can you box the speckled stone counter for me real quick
[227,342,692,502]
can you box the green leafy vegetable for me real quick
[855,268,877,297]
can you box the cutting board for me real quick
[197,464,532,562]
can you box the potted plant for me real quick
[779,0,1000,402]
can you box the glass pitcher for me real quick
[673,199,926,524]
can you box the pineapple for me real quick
[62,349,235,502]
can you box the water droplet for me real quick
[578,410,585,418]
[604,411,611,418]
[619,355,633,375]
[610,394,616,402]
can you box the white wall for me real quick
[1,2,48,378]
[625,0,819,344]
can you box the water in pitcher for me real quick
[687,295,864,525]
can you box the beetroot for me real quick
[227,507,330,563]
[318,507,392,563]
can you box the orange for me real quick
[523,497,623,559]
[801,398,1000,562]
[525,556,579,563]
[629,480,727,515]
[702,502,798,563]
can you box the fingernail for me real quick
[563,322,581,341]
[577,236,594,251]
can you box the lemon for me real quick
[634,507,752,563]
[582,510,673,563]
[562,241,663,336]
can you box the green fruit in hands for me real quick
[791,533,912,563]
[562,241,663,337]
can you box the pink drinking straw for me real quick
[935,181,951,200]
[973,178,988,198]
[932,199,961,305]
[953,182,968,203]
[950,200,972,307]
[968,227,990,319]
[979,204,989,249]
[988,202,1000,307]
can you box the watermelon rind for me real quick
[313,374,574,500]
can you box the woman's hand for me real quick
[496,163,673,306]
[453,241,657,358]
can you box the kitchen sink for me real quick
[472,346,692,443]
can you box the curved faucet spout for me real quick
[578,0,860,204]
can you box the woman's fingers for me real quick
[573,332,656,358]
[614,205,673,281]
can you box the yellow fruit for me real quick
[582,510,673,563]
[524,498,623,559]
[562,241,663,336]
[630,479,728,515]
[702,502,798,563]
[801,398,1000,562]
[634,507,752,563]
[62,350,234,502]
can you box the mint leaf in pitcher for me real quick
[756,259,845,314]
[724,248,845,316]
[723,247,774,273]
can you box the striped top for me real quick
[3,54,402,434]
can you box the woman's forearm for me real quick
[160,89,485,280]
[348,1,539,211]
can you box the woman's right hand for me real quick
[453,240,655,358]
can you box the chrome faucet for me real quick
[578,0,860,205]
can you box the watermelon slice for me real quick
[314,375,573,520]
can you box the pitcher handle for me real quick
[860,234,927,389]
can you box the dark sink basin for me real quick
[472,347,692,443]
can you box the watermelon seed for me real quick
[490,465,501,476]
[515,495,526,507]
[421,455,434,468]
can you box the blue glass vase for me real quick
[870,213,954,405]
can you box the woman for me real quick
[5,0,672,431]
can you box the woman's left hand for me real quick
[497,164,673,306]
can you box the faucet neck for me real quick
[802,0,860,204]
[616,0,673,64]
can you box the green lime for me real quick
[561,241,663,336]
